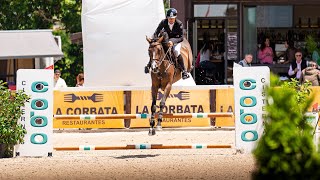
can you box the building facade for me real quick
[171,0,320,84]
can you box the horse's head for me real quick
[146,35,164,73]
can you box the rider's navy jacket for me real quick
[154,19,184,45]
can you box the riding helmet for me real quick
[166,8,177,18]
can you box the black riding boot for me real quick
[144,61,151,74]
[177,55,189,80]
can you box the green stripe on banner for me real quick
[140,144,146,149]
[80,115,93,120]
[84,146,91,150]
[196,145,203,149]
[141,114,148,119]
[197,114,204,118]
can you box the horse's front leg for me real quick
[149,85,158,136]
[157,83,172,130]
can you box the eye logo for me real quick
[155,91,190,101]
[64,93,103,103]
[240,79,256,90]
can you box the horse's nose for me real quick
[151,64,156,70]
[150,61,157,71]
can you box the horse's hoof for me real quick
[156,125,162,131]
[148,128,156,136]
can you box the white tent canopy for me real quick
[0,30,63,60]
[82,0,165,86]
[82,0,195,86]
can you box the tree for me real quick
[0,0,83,86]
[54,0,83,86]
[0,0,60,30]
[164,0,170,11]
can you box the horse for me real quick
[146,33,193,135]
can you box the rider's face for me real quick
[168,17,176,24]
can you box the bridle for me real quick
[149,42,173,74]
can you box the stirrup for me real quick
[182,71,189,80]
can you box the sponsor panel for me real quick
[309,87,320,112]
[309,87,320,126]
[15,69,53,157]
[234,66,270,153]
[53,91,124,128]
[305,112,319,145]
[130,90,211,127]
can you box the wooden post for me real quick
[124,91,131,128]
[209,89,216,127]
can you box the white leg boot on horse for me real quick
[177,55,189,80]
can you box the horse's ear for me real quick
[157,36,164,43]
[146,36,152,43]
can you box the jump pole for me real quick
[54,144,232,151]
[54,112,233,120]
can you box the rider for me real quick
[145,8,189,80]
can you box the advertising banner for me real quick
[305,112,319,146]
[130,90,211,127]
[53,90,124,128]
[215,88,235,127]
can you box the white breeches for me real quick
[173,43,181,57]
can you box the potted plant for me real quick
[0,80,30,158]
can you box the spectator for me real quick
[54,69,67,89]
[76,73,84,87]
[199,43,215,70]
[258,37,274,64]
[195,51,201,68]
[284,40,296,64]
[239,54,253,67]
[288,50,307,80]
[300,61,320,86]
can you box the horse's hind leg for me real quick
[156,101,164,130]
[149,86,158,136]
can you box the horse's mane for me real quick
[148,31,173,62]
[154,30,169,44]
[154,31,170,54]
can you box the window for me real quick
[256,6,293,28]
[194,4,237,17]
